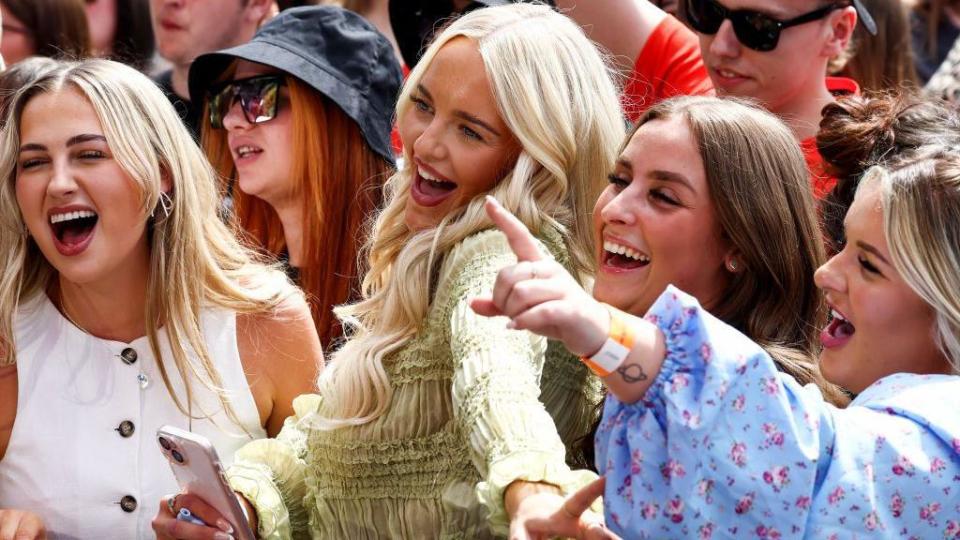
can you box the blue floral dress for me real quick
[596,286,960,539]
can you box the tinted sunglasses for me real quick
[686,0,849,52]
[208,75,286,129]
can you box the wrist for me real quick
[577,301,612,358]
[505,480,562,518]
[580,304,636,377]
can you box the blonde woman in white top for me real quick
[0,59,322,539]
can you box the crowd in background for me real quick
[0,1,959,539]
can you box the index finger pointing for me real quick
[484,196,543,262]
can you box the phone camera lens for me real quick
[158,437,171,451]
[171,449,184,463]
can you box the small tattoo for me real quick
[617,364,648,383]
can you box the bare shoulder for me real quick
[236,293,323,436]
[236,293,323,372]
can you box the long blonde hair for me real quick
[868,148,960,374]
[318,3,625,428]
[0,59,298,423]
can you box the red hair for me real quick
[203,75,391,349]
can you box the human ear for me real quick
[246,0,275,26]
[820,7,857,58]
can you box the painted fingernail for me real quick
[217,519,235,534]
[213,532,234,540]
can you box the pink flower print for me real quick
[944,520,960,539]
[699,523,715,540]
[681,409,702,428]
[755,525,782,539]
[732,394,746,412]
[761,423,785,447]
[661,459,686,483]
[890,491,904,518]
[827,486,845,505]
[671,373,691,394]
[892,455,915,477]
[761,377,780,395]
[920,502,942,523]
[794,496,811,510]
[864,511,882,531]
[698,479,715,497]
[700,342,713,363]
[762,465,790,492]
[663,497,684,524]
[735,492,755,515]
[931,457,947,475]
[953,438,960,453]
[730,442,748,468]
[640,502,659,520]
[630,449,644,475]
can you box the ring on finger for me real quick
[167,494,179,517]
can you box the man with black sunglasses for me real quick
[149,0,274,139]
[561,0,876,199]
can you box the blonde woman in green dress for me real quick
[154,4,625,538]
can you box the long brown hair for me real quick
[204,75,392,350]
[638,96,846,405]
[1,0,91,60]
[834,0,919,93]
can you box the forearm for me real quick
[592,313,666,404]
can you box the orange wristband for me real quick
[580,304,636,377]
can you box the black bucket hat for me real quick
[188,6,403,163]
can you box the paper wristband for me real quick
[580,304,636,377]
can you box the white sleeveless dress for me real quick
[0,293,266,539]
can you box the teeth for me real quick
[50,210,97,224]
[830,309,847,322]
[418,167,446,184]
[237,145,261,158]
[603,240,649,263]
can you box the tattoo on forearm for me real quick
[617,364,648,383]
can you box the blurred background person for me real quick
[149,0,272,137]
[83,0,156,72]
[0,0,91,66]
[911,0,960,83]
[832,0,920,93]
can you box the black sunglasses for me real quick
[686,0,849,52]
[207,75,287,129]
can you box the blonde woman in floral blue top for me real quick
[474,141,960,538]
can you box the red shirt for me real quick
[624,21,859,199]
[622,15,714,122]
[800,77,860,199]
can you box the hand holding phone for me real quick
[155,426,256,540]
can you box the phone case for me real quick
[156,426,257,540]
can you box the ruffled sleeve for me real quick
[226,394,320,540]
[437,229,599,534]
[595,286,960,539]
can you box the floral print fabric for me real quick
[596,286,960,539]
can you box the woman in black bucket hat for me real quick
[188,6,402,351]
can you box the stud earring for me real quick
[727,259,738,272]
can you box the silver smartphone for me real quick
[157,425,257,540]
